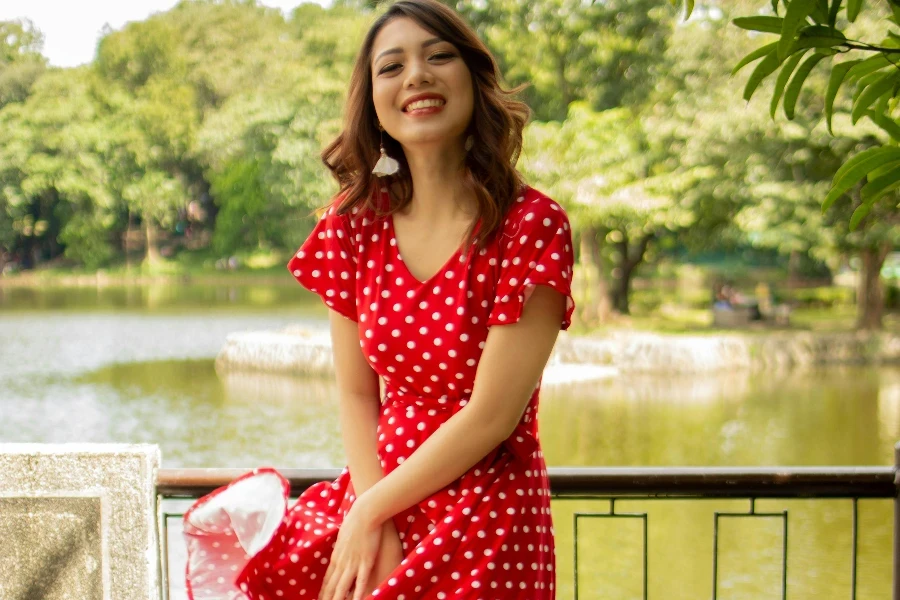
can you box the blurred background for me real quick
[0,1,898,598]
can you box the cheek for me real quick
[371,82,395,118]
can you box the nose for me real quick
[403,57,434,89]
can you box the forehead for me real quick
[371,17,444,60]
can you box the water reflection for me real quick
[539,367,893,467]
[72,360,345,468]
[0,281,314,313]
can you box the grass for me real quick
[1,247,293,286]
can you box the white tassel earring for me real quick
[464,134,474,152]
[372,122,400,177]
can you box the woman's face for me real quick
[370,17,474,151]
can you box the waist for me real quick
[382,385,470,413]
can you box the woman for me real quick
[183,1,574,598]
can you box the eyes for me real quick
[377,51,457,76]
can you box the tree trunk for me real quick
[611,231,655,315]
[856,243,890,330]
[144,219,161,266]
[124,209,132,269]
[579,227,614,323]
[787,249,801,290]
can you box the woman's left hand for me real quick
[319,495,384,600]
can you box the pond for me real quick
[1,282,897,599]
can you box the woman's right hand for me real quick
[360,520,404,596]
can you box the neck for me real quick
[399,141,474,222]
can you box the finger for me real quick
[320,549,340,600]
[321,562,345,600]
[352,563,371,600]
[331,567,356,600]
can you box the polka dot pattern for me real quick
[184,187,572,599]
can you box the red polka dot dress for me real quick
[183,185,575,599]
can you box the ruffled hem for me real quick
[287,253,358,322]
[183,468,292,600]
[487,281,575,331]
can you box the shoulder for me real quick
[499,186,570,240]
[322,193,380,235]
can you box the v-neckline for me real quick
[388,213,476,287]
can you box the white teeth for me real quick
[405,98,445,111]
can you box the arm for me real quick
[355,285,566,526]
[328,312,402,569]
[329,311,384,497]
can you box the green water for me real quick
[1,282,896,599]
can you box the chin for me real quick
[396,124,469,148]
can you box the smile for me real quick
[402,94,447,115]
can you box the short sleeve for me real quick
[487,195,575,330]
[286,204,359,322]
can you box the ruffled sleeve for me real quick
[286,202,359,322]
[487,194,575,330]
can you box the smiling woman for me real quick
[182,2,574,599]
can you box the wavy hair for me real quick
[320,0,530,248]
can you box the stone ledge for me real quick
[214,327,900,377]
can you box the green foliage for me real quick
[678,0,900,230]
[0,19,45,64]
[58,212,115,269]
[786,285,856,307]
[455,0,673,120]
[0,20,47,109]
[209,158,269,254]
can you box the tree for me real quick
[0,68,118,269]
[0,20,47,110]
[672,0,899,329]
[670,0,898,226]
[454,0,674,120]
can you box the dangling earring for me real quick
[372,122,400,177]
[464,134,474,152]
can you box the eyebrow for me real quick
[374,37,445,64]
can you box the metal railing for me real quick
[157,443,900,599]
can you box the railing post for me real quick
[894,442,900,600]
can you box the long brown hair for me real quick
[320,0,530,249]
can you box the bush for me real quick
[58,213,114,269]
[886,284,899,310]
[786,287,855,309]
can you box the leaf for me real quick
[773,0,781,15]
[865,110,900,141]
[822,146,900,212]
[849,201,872,230]
[673,0,695,18]
[845,54,892,81]
[826,59,860,132]
[799,24,846,39]
[732,42,780,75]
[828,0,842,27]
[771,50,809,117]
[784,51,829,118]
[852,70,890,106]
[860,166,900,203]
[779,0,818,60]
[744,50,782,101]
[847,0,863,22]
[733,16,785,33]
[792,35,848,52]
[811,0,829,23]
[851,71,900,124]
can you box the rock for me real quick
[215,328,334,377]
